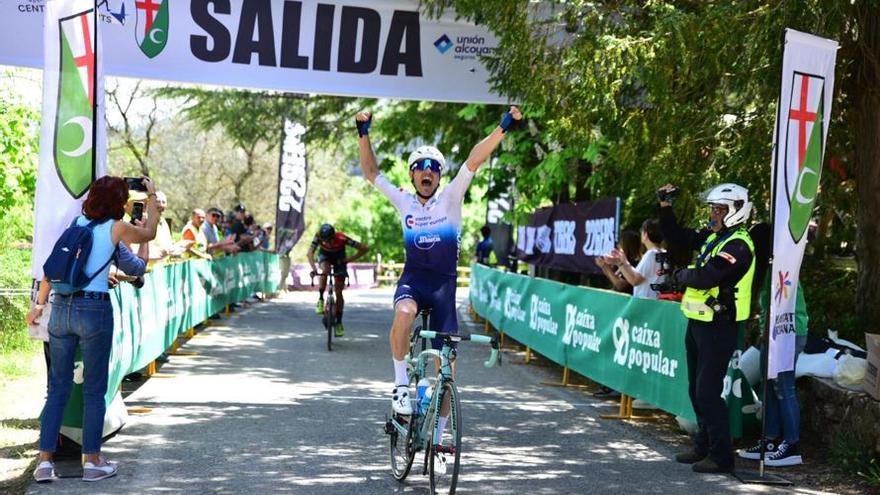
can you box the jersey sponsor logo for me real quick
[405,214,416,229]
[415,232,441,250]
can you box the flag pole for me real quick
[91,1,98,182]
[734,28,791,486]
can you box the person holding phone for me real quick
[28,176,160,483]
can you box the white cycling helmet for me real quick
[704,183,752,228]
[407,145,446,172]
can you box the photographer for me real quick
[27,176,160,482]
[657,183,755,474]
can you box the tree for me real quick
[423,0,874,330]
[106,80,160,177]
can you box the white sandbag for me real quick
[796,348,838,378]
[740,346,762,385]
[833,354,867,390]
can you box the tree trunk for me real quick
[853,4,880,327]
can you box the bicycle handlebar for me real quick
[418,331,499,368]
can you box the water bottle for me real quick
[416,377,430,414]
[420,384,433,415]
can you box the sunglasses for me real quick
[709,204,728,214]
[409,158,443,173]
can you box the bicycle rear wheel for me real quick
[389,411,419,481]
[325,299,335,351]
[429,380,461,494]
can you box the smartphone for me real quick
[124,176,148,191]
[131,201,144,224]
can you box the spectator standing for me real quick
[181,209,212,260]
[203,207,238,256]
[606,219,667,299]
[737,223,808,467]
[475,225,495,265]
[27,176,160,482]
[595,229,642,293]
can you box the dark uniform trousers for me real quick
[685,317,739,467]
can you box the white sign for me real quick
[1,0,505,103]
[768,29,837,379]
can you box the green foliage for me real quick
[830,429,880,485]
[800,260,859,342]
[0,90,39,241]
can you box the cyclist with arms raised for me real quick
[355,106,522,426]
[307,223,369,337]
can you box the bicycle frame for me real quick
[388,311,499,463]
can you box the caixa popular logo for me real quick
[434,34,453,54]
[612,317,679,378]
[415,232,441,250]
[404,214,416,229]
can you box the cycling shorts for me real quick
[317,249,347,277]
[393,270,458,350]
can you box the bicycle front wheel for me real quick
[325,300,335,351]
[429,380,462,494]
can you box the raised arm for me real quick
[356,111,379,183]
[115,177,161,245]
[465,106,522,172]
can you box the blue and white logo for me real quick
[434,34,453,54]
[415,232,441,250]
[405,215,416,229]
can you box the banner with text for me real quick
[2,0,505,103]
[59,253,280,444]
[275,119,308,256]
[471,264,760,432]
[768,29,838,379]
[516,198,620,274]
[32,0,107,279]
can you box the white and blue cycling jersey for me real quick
[373,166,474,278]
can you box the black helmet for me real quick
[319,223,335,241]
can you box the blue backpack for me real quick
[43,217,116,294]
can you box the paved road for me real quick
[29,289,832,494]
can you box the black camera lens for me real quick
[131,276,145,289]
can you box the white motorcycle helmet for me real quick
[407,145,446,173]
[704,183,752,228]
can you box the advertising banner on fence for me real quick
[768,29,838,379]
[59,253,280,444]
[1,0,505,103]
[32,0,107,279]
[470,264,760,432]
[516,198,620,274]
[275,118,308,256]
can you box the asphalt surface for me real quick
[28,289,834,494]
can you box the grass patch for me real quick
[829,429,880,487]
[0,345,41,379]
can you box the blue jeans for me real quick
[39,296,113,454]
[761,336,807,444]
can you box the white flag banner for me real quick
[767,29,837,379]
[32,0,108,280]
[0,0,505,104]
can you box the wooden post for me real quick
[524,347,532,364]
[186,327,195,338]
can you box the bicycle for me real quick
[310,271,342,351]
[384,309,499,494]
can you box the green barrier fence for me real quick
[470,264,757,432]
[59,252,281,433]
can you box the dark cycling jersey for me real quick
[310,232,359,254]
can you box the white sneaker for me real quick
[82,454,118,482]
[391,385,413,416]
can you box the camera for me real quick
[650,251,683,299]
[656,186,679,204]
[124,176,148,192]
[130,276,145,289]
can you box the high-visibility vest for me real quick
[680,228,755,322]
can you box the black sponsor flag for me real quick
[275,118,308,256]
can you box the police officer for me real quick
[657,183,755,474]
